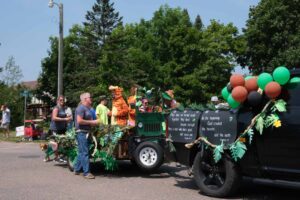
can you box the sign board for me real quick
[200,110,237,145]
[15,126,24,137]
[168,109,202,143]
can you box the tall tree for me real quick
[0,56,23,86]
[194,15,203,30]
[81,0,123,67]
[239,0,300,73]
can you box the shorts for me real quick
[0,123,9,130]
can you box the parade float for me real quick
[42,87,167,172]
[166,66,300,197]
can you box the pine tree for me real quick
[84,0,123,46]
[194,15,203,30]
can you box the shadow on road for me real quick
[52,159,299,200]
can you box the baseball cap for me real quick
[211,96,219,102]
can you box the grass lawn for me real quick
[0,130,47,143]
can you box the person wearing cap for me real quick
[211,96,229,109]
[162,90,180,109]
[211,96,220,109]
[96,95,111,125]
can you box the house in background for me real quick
[21,81,50,119]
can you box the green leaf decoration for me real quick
[206,103,216,111]
[255,116,264,135]
[247,128,254,144]
[100,138,105,147]
[230,141,247,161]
[136,100,142,107]
[213,142,224,163]
[272,99,287,112]
[265,114,279,127]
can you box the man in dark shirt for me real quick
[74,92,100,179]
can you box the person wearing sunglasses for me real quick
[50,95,72,136]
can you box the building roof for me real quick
[21,81,38,90]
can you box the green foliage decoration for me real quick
[255,115,265,135]
[247,128,254,145]
[213,142,224,163]
[229,141,247,162]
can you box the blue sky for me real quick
[0,0,259,81]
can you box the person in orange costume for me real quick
[109,85,129,126]
[127,84,138,126]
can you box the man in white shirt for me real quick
[0,104,11,138]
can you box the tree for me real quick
[81,0,123,68]
[194,15,203,30]
[0,56,23,86]
[239,0,300,73]
[100,6,244,104]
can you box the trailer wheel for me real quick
[134,141,164,172]
[193,149,241,197]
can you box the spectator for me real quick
[74,92,100,179]
[0,104,11,138]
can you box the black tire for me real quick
[193,149,241,197]
[67,156,76,172]
[134,141,164,172]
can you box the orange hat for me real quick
[165,90,174,99]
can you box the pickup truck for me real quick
[167,69,300,197]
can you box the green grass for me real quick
[0,131,46,143]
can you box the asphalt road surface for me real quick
[0,141,298,200]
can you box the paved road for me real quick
[0,141,298,200]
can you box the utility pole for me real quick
[49,0,64,96]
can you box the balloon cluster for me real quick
[221,66,300,108]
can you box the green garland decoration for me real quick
[42,126,129,171]
[185,99,287,163]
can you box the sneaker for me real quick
[59,158,67,163]
[84,173,95,179]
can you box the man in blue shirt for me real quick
[74,93,100,179]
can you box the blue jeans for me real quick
[74,132,90,176]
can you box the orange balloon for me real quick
[245,77,258,92]
[230,74,245,88]
[232,86,248,103]
[265,82,281,99]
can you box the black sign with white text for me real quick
[168,110,202,143]
[200,110,237,145]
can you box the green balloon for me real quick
[286,77,300,89]
[245,76,253,80]
[221,87,230,100]
[257,73,273,90]
[273,66,290,85]
[227,94,240,108]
